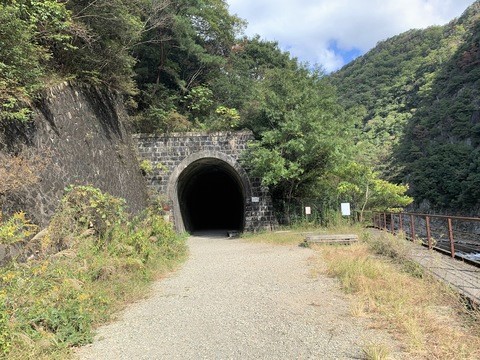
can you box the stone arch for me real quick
[167,151,253,233]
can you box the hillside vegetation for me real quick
[3,1,480,215]
[331,1,480,213]
[10,0,480,216]
[0,0,414,220]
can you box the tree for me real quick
[241,64,352,201]
[63,0,149,93]
[0,1,73,122]
[336,162,413,221]
[132,0,246,130]
[241,58,413,217]
[208,36,296,120]
[332,1,480,213]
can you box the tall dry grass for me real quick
[245,226,480,358]
[319,230,480,359]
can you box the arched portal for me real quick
[167,151,252,233]
[178,159,244,232]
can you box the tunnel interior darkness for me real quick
[177,159,245,232]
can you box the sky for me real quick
[226,0,476,72]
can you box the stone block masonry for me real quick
[0,83,149,227]
[134,132,277,232]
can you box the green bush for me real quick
[0,186,186,359]
[0,212,38,245]
[139,159,154,175]
[46,185,126,250]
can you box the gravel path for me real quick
[77,233,398,359]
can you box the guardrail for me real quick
[372,212,480,265]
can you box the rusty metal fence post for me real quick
[410,214,415,242]
[372,211,480,264]
[448,218,455,258]
[426,216,432,250]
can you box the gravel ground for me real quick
[77,232,399,359]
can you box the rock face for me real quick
[134,132,277,232]
[1,83,149,226]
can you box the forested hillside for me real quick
[0,0,428,219]
[331,1,480,213]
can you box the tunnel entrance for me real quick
[177,158,245,233]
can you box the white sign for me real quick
[341,203,351,216]
[305,206,311,215]
[251,197,260,203]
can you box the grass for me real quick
[245,225,480,359]
[321,231,480,359]
[362,342,391,360]
[242,223,365,246]
[0,187,188,359]
[242,229,304,245]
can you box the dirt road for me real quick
[77,233,397,359]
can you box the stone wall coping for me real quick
[133,130,254,139]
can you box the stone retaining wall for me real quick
[0,83,149,227]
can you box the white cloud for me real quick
[227,0,476,72]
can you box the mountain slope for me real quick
[331,1,480,213]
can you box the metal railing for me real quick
[372,212,480,266]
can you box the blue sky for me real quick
[226,0,476,72]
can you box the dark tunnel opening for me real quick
[178,159,245,233]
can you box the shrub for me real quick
[139,159,154,175]
[46,185,126,250]
[0,212,38,245]
[0,186,187,358]
[134,108,191,133]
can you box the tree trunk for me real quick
[360,183,370,222]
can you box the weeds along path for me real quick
[77,233,397,359]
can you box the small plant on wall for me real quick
[139,159,167,176]
[140,159,154,176]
